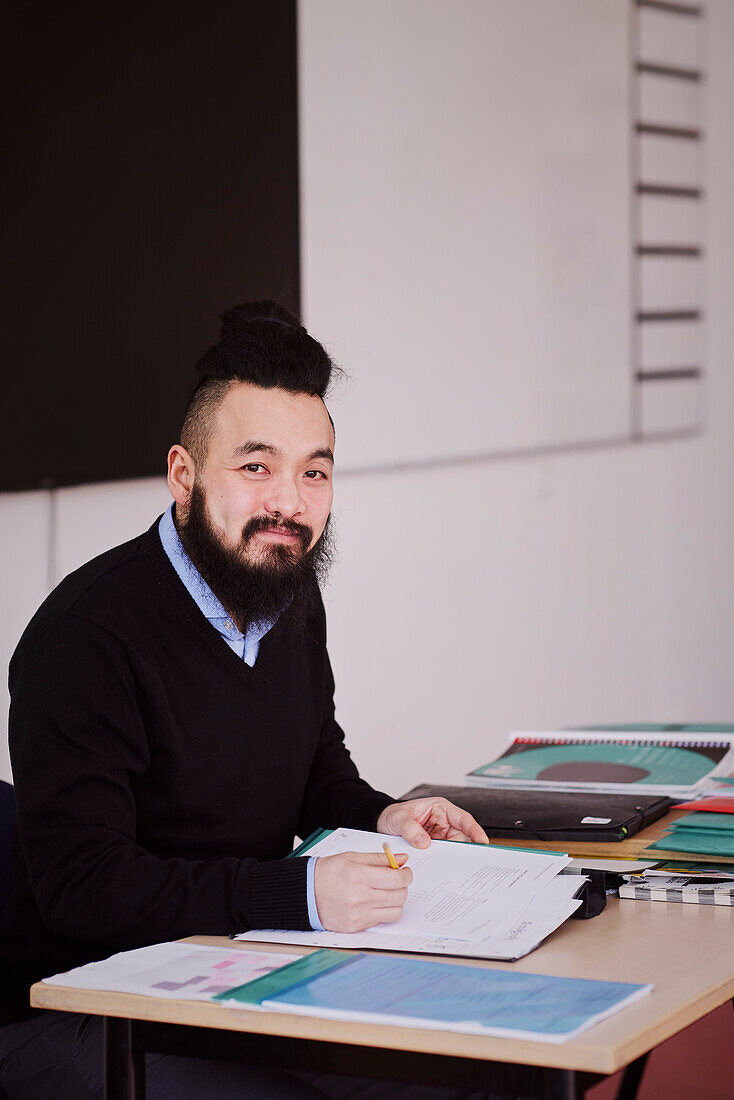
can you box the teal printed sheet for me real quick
[478,742,719,786]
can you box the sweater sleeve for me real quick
[9,613,310,949]
[296,620,394,840]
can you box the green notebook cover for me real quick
[290,829,333,858]
[671,812,734,833]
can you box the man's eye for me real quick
[304,470,327,480]
[243,463,266,473]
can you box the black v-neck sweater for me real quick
[0,520,392,1022]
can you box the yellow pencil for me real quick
[382,841,400,869]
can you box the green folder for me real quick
[646,831,734,857]
[671,812,734,833]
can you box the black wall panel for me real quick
[1,1,300,491]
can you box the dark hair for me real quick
[181,300,337,464]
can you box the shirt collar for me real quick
[158,504,244,638]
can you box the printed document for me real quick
[241,953,653,1044]
[238,828,579,960]
[294,828,570,942]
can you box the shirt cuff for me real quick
[306,856,325,931]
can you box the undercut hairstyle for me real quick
[181,300,338,465]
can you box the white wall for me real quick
[0,493,50,780]
[299,0,634,468]
[2,1,733,800]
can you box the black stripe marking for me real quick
[636,62,702,81]
[636,245,702,256]
[637,183,702,198]
[637,310,701,321]
[635,0,702,16]
[637,368,702,381]
[636,123,701,139]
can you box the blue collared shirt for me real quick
[158,504,273,665]
[158,504,325,930]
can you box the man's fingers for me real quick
[450,809,489,844]
[350,850,410,866]
[372,885,409,905]
[367,867,413,891]
[315,851,412,933]
[343,851,412,888]
[370,906,404,925]
[400,819,432,849]
[431,800,489,844]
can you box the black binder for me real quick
[399,784,673,843]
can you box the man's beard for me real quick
[176,482,334,634]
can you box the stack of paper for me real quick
[619,873,734,906]
[237,828,583,961]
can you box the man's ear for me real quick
[167,445,196,512]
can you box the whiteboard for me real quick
[299,0,632,470]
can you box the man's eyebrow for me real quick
[232,440,279,459]
[308,448,334,464]
[231,441,334,464]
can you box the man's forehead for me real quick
[213,382,334,451]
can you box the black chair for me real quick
[0,779,16,917]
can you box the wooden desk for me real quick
[31,899,734,1100]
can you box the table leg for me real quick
[543,1068,582,1100]
[615,1053,649,1100]
[103,1017,146,1100]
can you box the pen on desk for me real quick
[383,841,400,869]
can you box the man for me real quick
[0,302,498,1098]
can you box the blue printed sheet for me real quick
[257,954,652,1044]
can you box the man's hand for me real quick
[376,797,489,849]
[314,851,413,933]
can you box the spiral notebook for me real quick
[465,728,734,799]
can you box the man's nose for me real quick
[263,475,304,519]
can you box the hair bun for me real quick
[220,300,302,336]
[185,297,336,419]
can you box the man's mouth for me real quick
[241,515,313,553]
[255,527,300,541]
